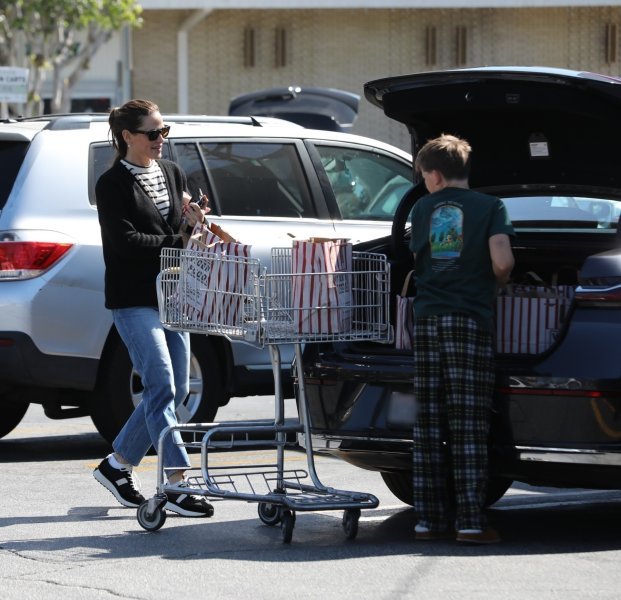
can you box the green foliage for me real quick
[0,0,142,114]
[0,0,142,69]
[7,0,142,35]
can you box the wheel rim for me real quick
[130,352,204,422]
[258,502,281,525]
[138,502,166,531]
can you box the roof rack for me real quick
[1,113,265,130]
[163,115,265,127]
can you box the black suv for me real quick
[302,67,621,506]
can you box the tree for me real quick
[0,0,142,116]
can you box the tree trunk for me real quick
[51,27,112,114]
[50,63,64,114]
[60,79,71,113]
[26,62,44,117]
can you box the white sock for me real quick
[107,453,130,471]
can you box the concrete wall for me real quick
[131,6,621,150]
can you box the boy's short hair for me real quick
[414,134,472,181]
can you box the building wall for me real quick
[132,6,621,150]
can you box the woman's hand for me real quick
[182,191,211,228]
[184,202,208,227]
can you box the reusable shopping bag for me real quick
[291,237,353,334]
[495,279,574,354]
[394,270,415,351]
[183,222,252,327]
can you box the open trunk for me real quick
[385,225,621,357]
[361,67,621,356]
[493,230,596,355]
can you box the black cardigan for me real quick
[96,159,187,309]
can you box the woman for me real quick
[93,99,213,518]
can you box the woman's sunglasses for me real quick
[131,125,171,141]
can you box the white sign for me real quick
[529,141,550,158]
[0,67,29,103]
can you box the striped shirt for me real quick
[121,159,170,219]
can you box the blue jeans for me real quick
[111,306,191,470]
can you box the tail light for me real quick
[498,386,603,398]
[576,250,621,304]
[0,241,73,280]
[574,285,621,305]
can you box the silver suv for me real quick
[0,114,412,442]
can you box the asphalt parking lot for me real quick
[2,398,621,600]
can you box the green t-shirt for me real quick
[409,187,514,329]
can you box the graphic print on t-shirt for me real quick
[429,201,463,272]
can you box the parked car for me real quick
[301,66,621,507]
[0,113,411,442]
[229,86,360,132]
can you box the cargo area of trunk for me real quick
[391,229,619,356]
[495,230,615,355]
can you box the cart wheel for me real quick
[342,509,360,540]
[258,502,282,526]
[280,510,294,544]
[137,500,167,532]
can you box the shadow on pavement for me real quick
[1,495,621,560]
[0,430,298,463]
[0,431,111,463]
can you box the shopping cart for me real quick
[137,245,391,543]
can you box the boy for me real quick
[409,134,514,544]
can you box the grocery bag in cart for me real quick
[183,222,252,327]
[291,237,353,334]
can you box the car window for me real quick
[89,142,172,206]
[0,140,29,210]
[89,144,115,205]
[314,145,412,221]
[502,195,621,230]
[198,141,312,218]
[174,142,209,203]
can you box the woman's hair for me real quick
[414,134,472,182]
[108,99,159,162]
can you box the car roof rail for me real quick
[164,115,264,127]
[45,114,110,129]
[0,114,109,130]
[2,113,267,130]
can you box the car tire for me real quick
[90,333,227,444]
[484,476,513,506]
[381,470,414,506]
[0,390,29,439]
[381,470,512,508]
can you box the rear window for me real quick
[89,143,116,205]
[0,140,29,209]
[502,195,621,230]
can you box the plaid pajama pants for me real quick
[412,314,495,532]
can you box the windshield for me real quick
[502,195,621,230]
